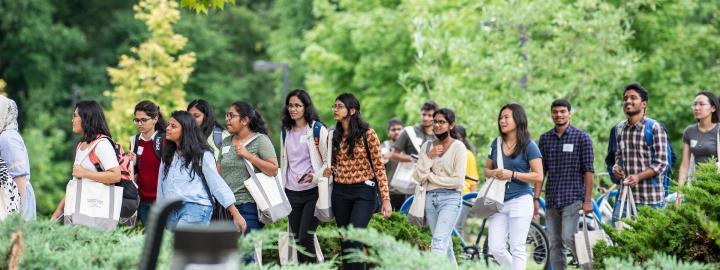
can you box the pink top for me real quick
[285,129,317,191]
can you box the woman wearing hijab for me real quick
[0,96,36,220]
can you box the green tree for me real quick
[106,0,196,143]
[400,0,638,171]
[302,0,416,138]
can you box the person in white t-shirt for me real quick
[52,100,122,220]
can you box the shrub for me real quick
[593,162,720,269]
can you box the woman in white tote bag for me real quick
[218,101,278,234]
[51,101,122,223]
[677,91,720,205]
[157,111,245,232]
[279,89,329,264]
[412,108,466,265]
[485,104,544,270]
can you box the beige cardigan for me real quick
[413,140,467,192]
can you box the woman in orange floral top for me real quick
[323,93,391,270]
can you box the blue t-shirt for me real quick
[488,138,542,202]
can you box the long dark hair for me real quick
[281,89,320,130]
[161,111,211,181]
[332,93,370,159]
[231,101,269,135]
[134,100,167,132]
[188,99,223,138]
[76,100,112,143]
[696,91,720,123]
[498,103,531,158]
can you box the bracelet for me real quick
[511,171,516,179]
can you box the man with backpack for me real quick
[611,83,671,213]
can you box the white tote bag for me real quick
[471,137,506,218]
[278,227,325,265]
[243,161,291,224]
[390,127,422,195]
[64,139,123,230]
[407,183,427,227]
[241,136,292,225]
[64,179,123,230]
[614,185,637,231]
[314,130,334,222]
[575,213,612,268]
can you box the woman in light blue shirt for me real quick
[158,110,245,232]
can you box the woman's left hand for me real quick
[381,200,392,218]
[72,165,89,179]
[233,213,247,234]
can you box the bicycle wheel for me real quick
[482,221,549,269]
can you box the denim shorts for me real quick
[166,202,213,231]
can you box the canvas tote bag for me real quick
[470,137,506,218]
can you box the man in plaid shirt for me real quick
[538,99,594,270]
[612,83,669,208]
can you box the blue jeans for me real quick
[166,202,212,231]
[237,202,264,234]
[425,189,461,265]
[138,201,153,227]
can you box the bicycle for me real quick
[399,176,550,269]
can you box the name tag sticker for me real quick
[563,144,574,152]
[221,146,231,154]
[690,139,698,148]
[137,146,144,155]
[300,135,307,144]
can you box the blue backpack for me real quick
[612,118,676,196]
[281,120,324,158]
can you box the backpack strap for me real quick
[362,131,376,181]
[153,131,165,160]
[642,118,660,186]
[403,126,422,153]
[213,126,223,150]
[132,134,141,154]
[312,120,324,163]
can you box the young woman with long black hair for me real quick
[323,93,391,270]
[157,111,245,232]
[280,89,328,263]
[188,99,229,161]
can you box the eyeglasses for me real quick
[287,104,304,110]
[225,113,240,120]
[692,102,711,108]
[332,104,346,110]
[432,120,448,126]
[133,118,153,124]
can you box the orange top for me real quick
[332,129,390,202]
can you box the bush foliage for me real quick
[593,162,720,269]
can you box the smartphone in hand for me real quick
[298,172,314,184]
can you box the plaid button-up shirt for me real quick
[614,117,669,205]
[539,125,594,209]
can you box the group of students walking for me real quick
[1,81,717,270]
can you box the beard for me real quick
[625,108,642,116]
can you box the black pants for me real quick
[332,182,377,270]
[389,193,407,211]
[286,187,320,264]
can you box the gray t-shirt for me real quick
[393,124,436,156]
[683,124,719,164]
